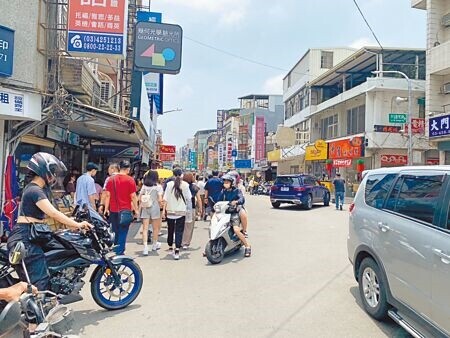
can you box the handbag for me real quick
[29,222,53,244]
[113,176,134,227]
[140,187,153,208]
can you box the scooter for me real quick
[204,202,242,264]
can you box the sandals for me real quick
[244,246,252,257]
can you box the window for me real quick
[295,121,309,145]
[290,166,300,174]
[320,114,338,139]
[365,173,397,209]
[347,105,366,134]
[385,175,444,224]
[321,51,334,69]
[303,177,315,186]
[275,176,299,185]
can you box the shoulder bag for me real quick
[27,217,53,245]
[113,176,134,227]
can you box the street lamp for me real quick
[372,70,413,165]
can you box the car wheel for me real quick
[358,258,389,320]
[304,194,313,210]
[323,192,330,206]
[271,201,281,209]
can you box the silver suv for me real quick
[347,166,450,338]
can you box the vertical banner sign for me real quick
[0,26,14,77]
[226,141,233,165]
[255,116,266,161]
[67,0,128,57]
[218,144,224,168]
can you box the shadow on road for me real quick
[203,249,245,266]
[348,286,411,338]
[271,204,331,212]
[69,304,142,335]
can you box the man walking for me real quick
[333,173,346,211]
[98,162,119,214]
[75,162,99,209]
[204,170,223,219]
[103,160,139,255]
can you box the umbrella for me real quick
[2,155,19,231]
[154,168,174,179]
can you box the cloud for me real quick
[262,74,284,95]
[349,37,377,49]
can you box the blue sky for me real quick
[150,0,426,148]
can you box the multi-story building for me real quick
[412,0,450,163]
[194,129,216,170]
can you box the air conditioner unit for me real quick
[441,83,450,95]
[100,81,116,110]
[442,13,450,27]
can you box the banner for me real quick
[255,116,266,161]
[218,144,224,168]
[328,137,363,159]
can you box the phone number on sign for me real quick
[82,43,122,52]
[83,35,122,44]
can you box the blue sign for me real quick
[137,11,162,23]
[429,114,450,138]
[231,149,237,157]
[68,32,123,55]
[234,159,252,169]
[0,25,14,77]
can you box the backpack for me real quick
[140,186,154,208]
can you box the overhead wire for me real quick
[352,0,384,50]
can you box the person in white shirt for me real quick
[196,175,206,220]
[163,168,192,260]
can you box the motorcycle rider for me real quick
[217,174,251,257]
[7,152,92,290]
[227,170,249,237]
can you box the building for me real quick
[194,129,216,171]
[412,0,450,163]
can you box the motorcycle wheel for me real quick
[205,239,225,264]
[90,260,143,310]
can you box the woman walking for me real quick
[182,172,202,250]
[139,170,163,255]
[163,168,191,260]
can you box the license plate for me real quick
[281,187,289,192]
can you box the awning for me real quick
[21,135,55,148]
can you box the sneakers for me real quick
[152,242,161,251]
[143,245,149,256]
[182,245,188,250]
[173,249,180,260]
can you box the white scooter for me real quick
[204,202,243,264]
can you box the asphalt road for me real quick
[69,195,410,338]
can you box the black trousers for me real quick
[166,217,185,249]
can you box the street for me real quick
[69,195,409,338]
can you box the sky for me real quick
[149,0,427,148]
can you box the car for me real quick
[269,174,330,209]
[347,166,450,338]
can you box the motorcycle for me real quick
[204,202,243,264]
[0,241,75,338]
[1,205,143,311]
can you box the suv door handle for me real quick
[433,248,450,264]
[377,222,390,232]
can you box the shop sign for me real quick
[67,0,128,57]
[0,25,14,77]
[429,115,450,138]
[405,118,425,134]
[254,116,265,161]
[267,149,280,162]
[426,158,439,165]
[159,153,175,161]
[333,159,352,167]
[90,145,139,158]
[159,144,175,153]
[328,137,363,159]
[0,90,24,116]
[234,159,252,169]
[374,125,401,133]
[305,142,328,161]
[381,154,407,166]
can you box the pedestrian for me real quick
[196,176,206,220]
[182,172,202,250]
[163,168,192,260]
[139,170,163,255]
[103,160,139,255]
[204,170,223,219]
[94,179,103,208]
[333,173,346,211]
[98,162,119,215]
[64,174,77,199]
[75,162,99,209]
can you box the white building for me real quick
[412,0,450,164]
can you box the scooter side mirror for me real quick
[0,301,22,336]
[9,242,26,265]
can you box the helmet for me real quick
[27,152,67,186]
[227,170,240,184]
[222,174,235,186]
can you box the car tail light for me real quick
[294,186,306,192]
[349,202,355,213]
[270,185,278,191]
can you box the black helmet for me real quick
[27,152,67,186]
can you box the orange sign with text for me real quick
[328,137,363,159]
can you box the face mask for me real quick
[224,183,231,189]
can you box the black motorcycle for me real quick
[1,206,143,311]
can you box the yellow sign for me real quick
[267,149,281,162]
[305,143,328,161]
[314,139,327,149]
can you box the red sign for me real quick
[380,155,407,166]
[427,158,439,165]
[405,118,425,134]
[255,116,265,161]
[159,153,176,162]
[159,145,176,154]
[68,0,127,35]
[333,159,352,167]
[328,137,363,159]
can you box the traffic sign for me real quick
[231,149,237,157]
[389,113,407,124]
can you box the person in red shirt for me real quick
[103,160,139,255]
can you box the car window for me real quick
[303,177,315,185]
[365,173,397,209]
[385,174,444,224]
[275,177,298,186]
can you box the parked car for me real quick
[348,166,450,338]
[269,174,330,209]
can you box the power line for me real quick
[184,35,310,77]
[352,0,384,50]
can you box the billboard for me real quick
[254,116,266,161]
[67,0,128,57]
[159,144,176,162]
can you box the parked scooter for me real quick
[0,241,75,338]
[204,202,243,264]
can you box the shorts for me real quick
[140,205,161,220]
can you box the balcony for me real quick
[429,40,450,76]
[411,0,426,10]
